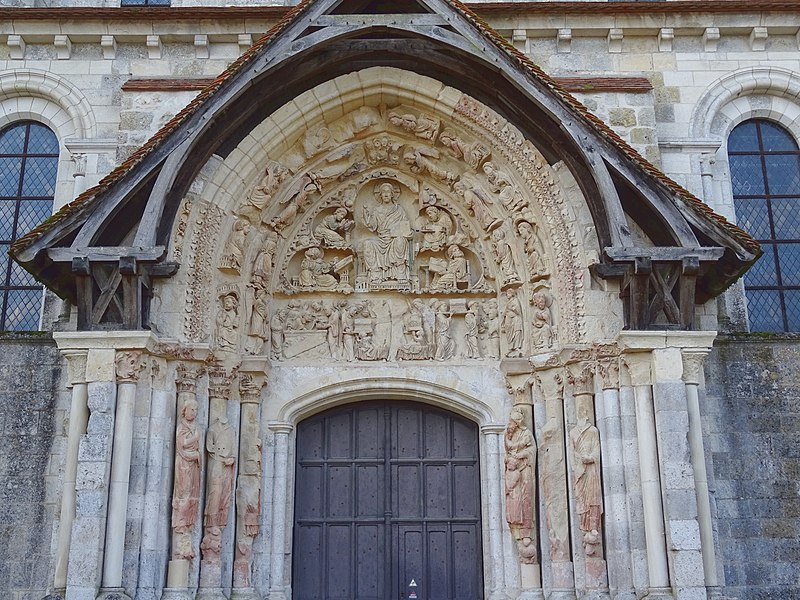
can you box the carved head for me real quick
[305,247,323,260]
[425,206,440,220]
[221,292,239,312]
[517,221,533,237]
[182,398,199,422]
[334,207,348,220]
[447,245,463,259]
[374,181,400,203]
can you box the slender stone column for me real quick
[567,362,608,596]
[100,351,145,598]
[198,362,239,599]
[533,364,576,600]
[682,349,718,589]
[503,377,544,600]
[623,353,670,593]
[596,355,636,600]
[267,422,293,600]
[232,367,268,600]
[480,424,510,600]
[54,350,89,593]
[164,362,206,600]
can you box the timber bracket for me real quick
[593,246,723,331]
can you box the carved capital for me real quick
[239,373,266,404]
[534,367,564,401]
[207,361,240,401]
[505,375,533,405]
[115,350,144,383]
[622,353,652,387]
[597,359,620,390]
[62,350,88,386]
[567,362,595,397]
[176,362,205,395]
[681,349,709,385]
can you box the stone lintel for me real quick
[617,330,716,351]
[53,330,161,352]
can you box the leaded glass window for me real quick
[0,121,58,331]
[729,119,800,332]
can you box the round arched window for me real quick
[729,119,800,332]
[0,121,58,330]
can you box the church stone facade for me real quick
[0,2,798,600]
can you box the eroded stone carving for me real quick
[501,288,524,358]
[215,287,240,351]
[245,286,270,355]
[270,175,318,233]
[463,301,483,359]
[171,395,201,558]
[438,128,490,169]
[531,289,555,352]
[202,414,236,561]
[219,218,251,274]
[491,227,521,287]
[296,246,352,292]
[115,350,144,383]
[570,401,603,555]
[416,205,453,252]
[245,160,289,214]
[517,219,548,281]
[185,202,224,342]
[453,176,501,234]
[389,110,441,141]
[361,181,413,286]
[396,299,435,361]
[505,406,538,564]
[482,299,501,359]
[433,300,457,361]
[314,206,354,247]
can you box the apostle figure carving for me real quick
[501,288,524,358]
[505,407,537,564]
[270,308,288,360]
[483,161,527,213]
[570,402,603,554]
[251,231,278,290]
[483,299,501,359]
[299,247,339,290]
[215,291,239,351]
[463,301,482,359]
[171,398,201,558]
[433,300,456,361]
[531,290,555,351]
[540,415,570,561]
[517,220,548,280]
[234,411,262,586]
[361,182,412,284]
[219,218,251,274]
[492,227,521,286]
[416,205,452,252]
[245,286,270,355]
[314,207,354,247]
[202,415,236,560]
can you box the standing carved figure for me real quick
[517,220,548,280]
[270,308,288,360]
[172,399,201,548]
[215,291,239,351]
[433,300,456,361]
[463,301,482,359]
[251,232,278,290]
[204,415,236,529]
[341,304,357,362]
[505,407,537,563]
[492,228,521,286]
[531,290,554,351]
[501,288,524,358]
[235,412,262,584]
[246,286,270,355]
[539,416,570,561]
[361,182,413,283]
[483,299,501,359]
[570,403,603,548]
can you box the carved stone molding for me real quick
[238,373,265,404]
[62,349,88,387]
[505,375,533,406]
[115,350,145,383]
[681,349,709,385]
[533,362,564,401]
[568,362,595,397]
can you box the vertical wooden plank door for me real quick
[293,401,484,600]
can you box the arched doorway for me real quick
[292,400,484,600]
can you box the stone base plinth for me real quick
[160,588,192,600]
[96,588,132,600]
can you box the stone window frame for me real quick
[689,67,800,332]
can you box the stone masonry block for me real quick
[668,519,701,551]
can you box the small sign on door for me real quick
[408,578,418,599]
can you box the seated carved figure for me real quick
[360,182,412,283]
[298,247,338,290]
[314,207,353,247]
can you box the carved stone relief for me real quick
[505,406,538,565]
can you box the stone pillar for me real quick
[567,362,608,596]
[267,422,293,600]
[66,346,117,600]
[232,364,268,600]
[99,350,145,598]
[533,363,575,600]
[622,352,670,595]
[164,362,206,600]
[596,354,636,600]
[503,377,544,600]
[480,424,510,600]
[199,362,239,599]
[54,350,89,593]
[682,349,717,590]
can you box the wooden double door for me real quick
[292,401,484,600]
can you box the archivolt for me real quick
[0,69,96,138]
[690,67,800,140]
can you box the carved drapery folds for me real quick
[504,405,538,565]
[171,89,595,359]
